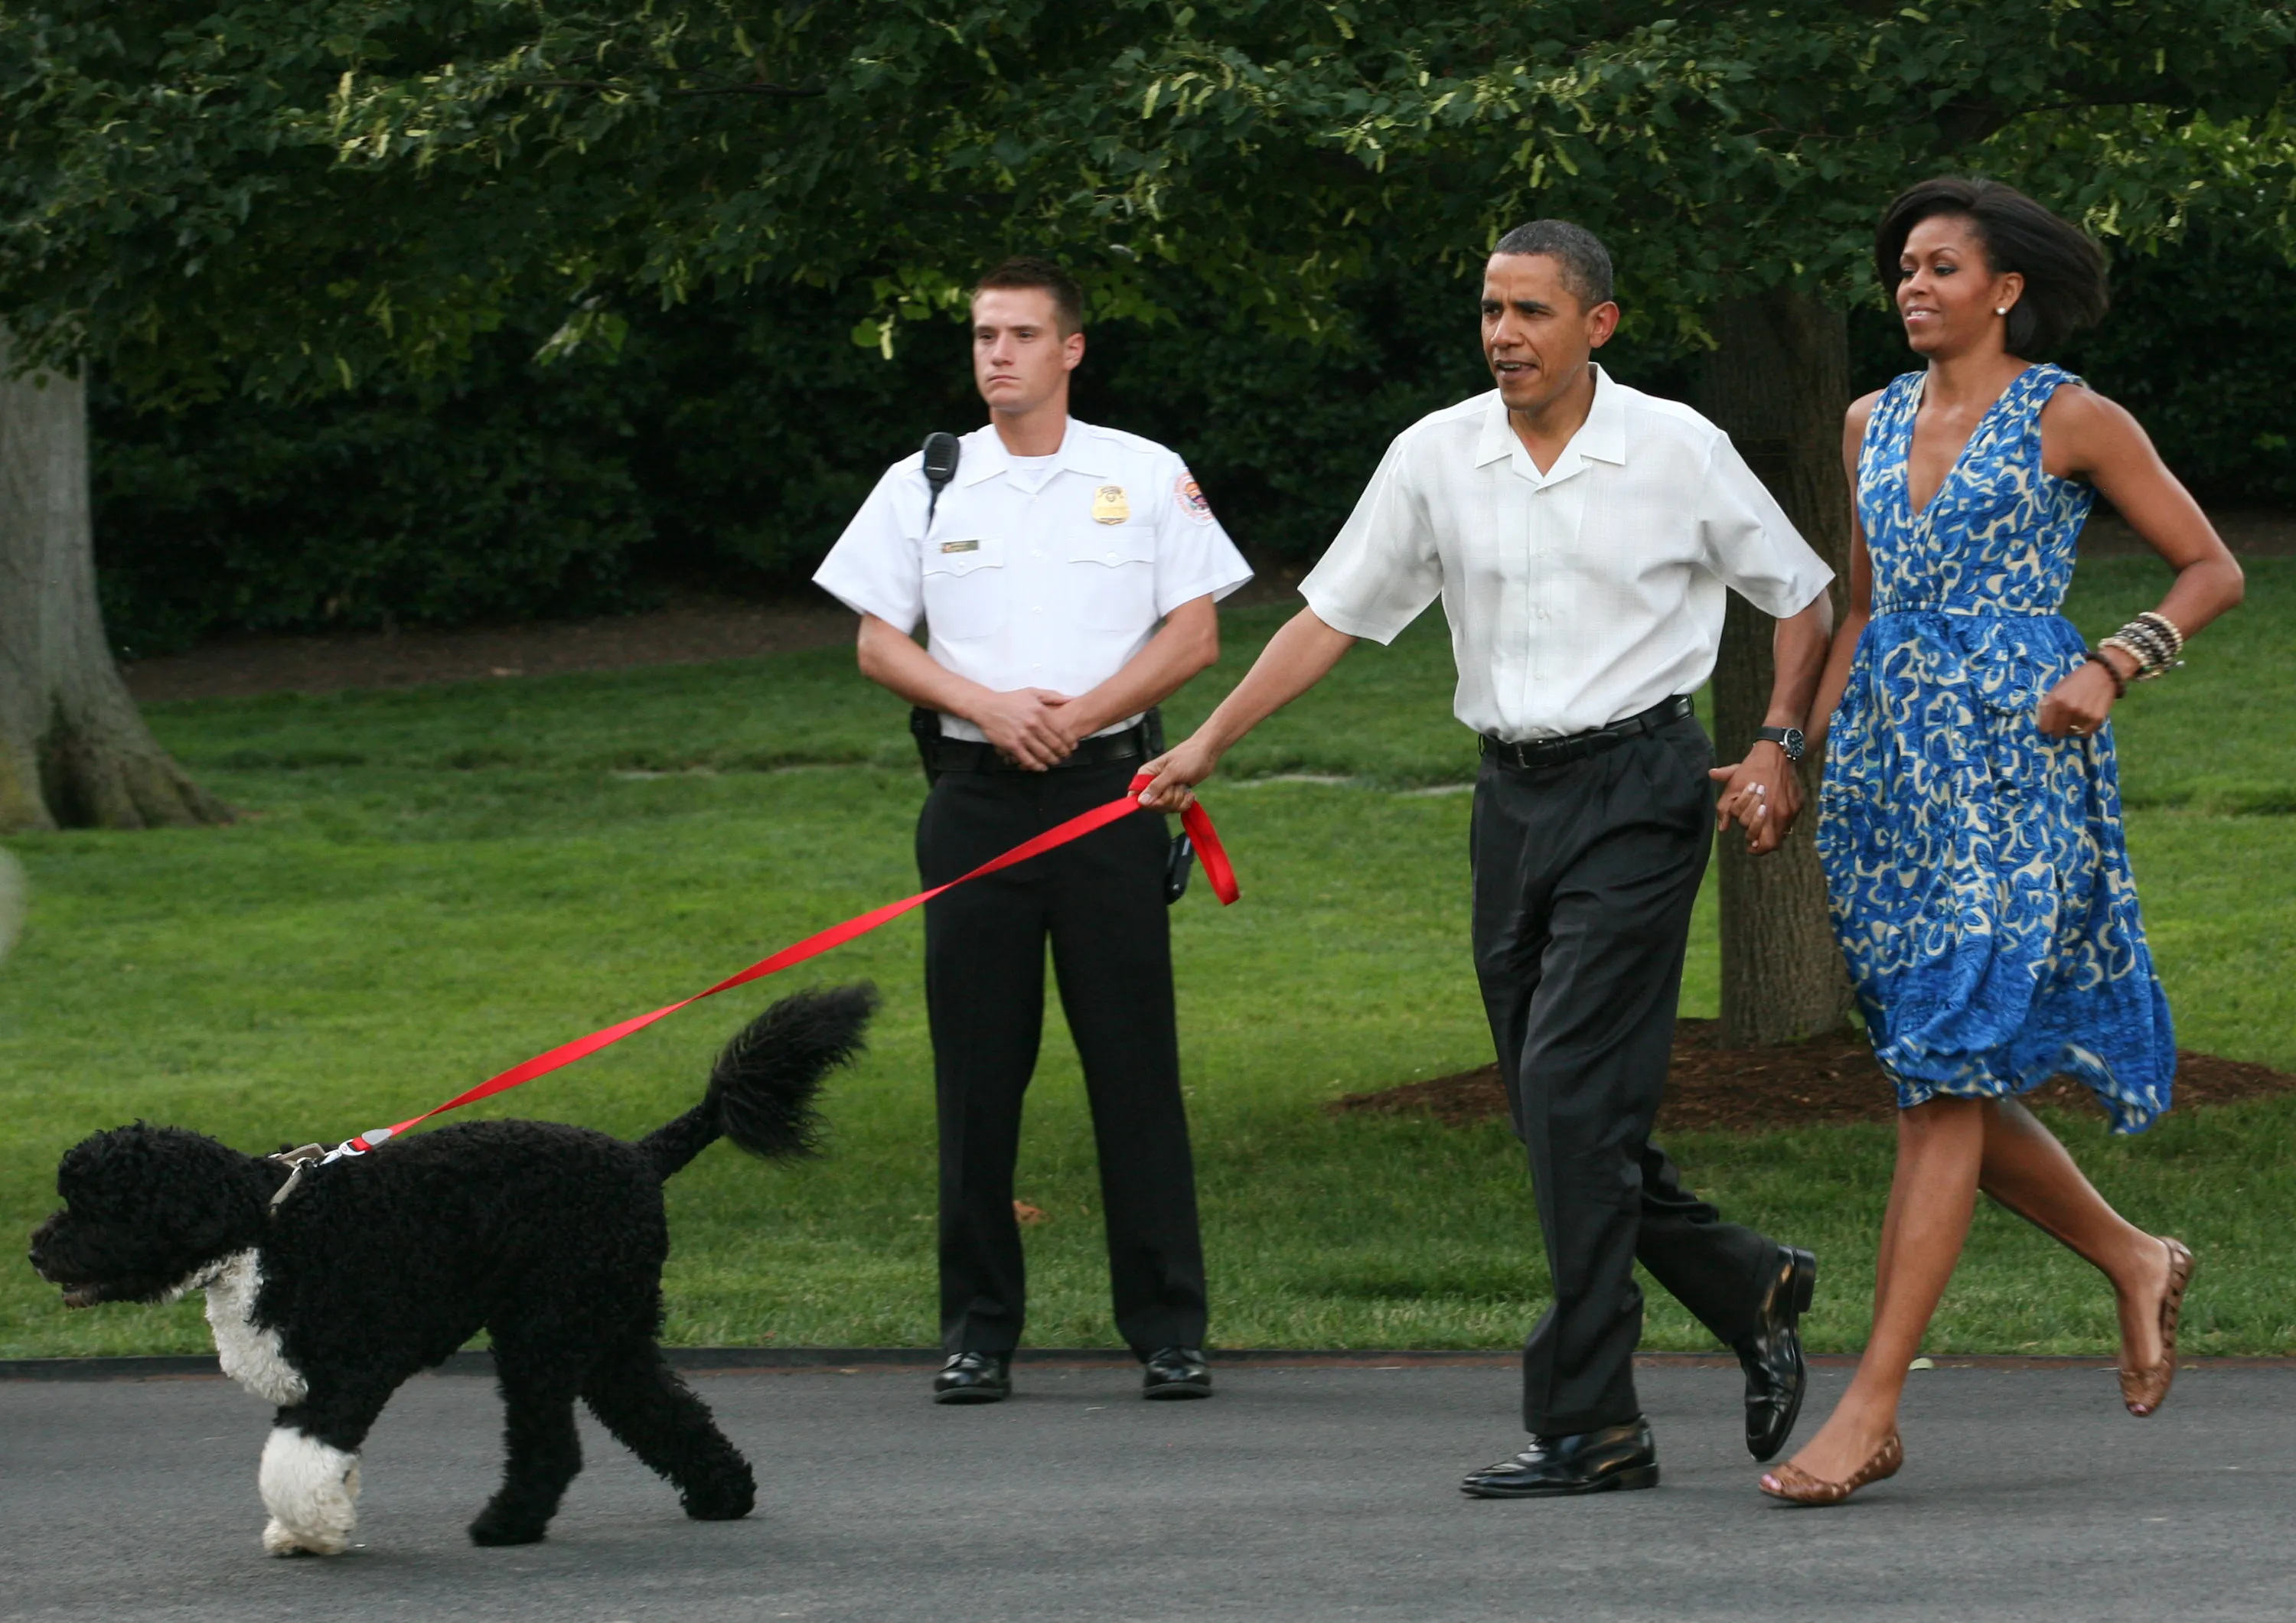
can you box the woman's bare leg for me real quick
[1766,1097,1986,1486]
[1977,1099,2170,1373]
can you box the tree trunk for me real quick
[0,848,22,964]
[0,330,227,833]
[1694,292,1854,1046]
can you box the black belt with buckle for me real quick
[1479,694,1697,771]
[925,722,1150,776]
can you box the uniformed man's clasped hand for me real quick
[975,685,1081,770]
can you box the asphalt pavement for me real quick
[2,1360,2287,1622]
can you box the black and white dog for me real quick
[28,984,876,1556]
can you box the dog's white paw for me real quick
[259,1428,360,1556]
[263,1517,327,1557]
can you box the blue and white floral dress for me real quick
[1816,363,2175,1133]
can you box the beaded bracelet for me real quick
[2083,650,2129,699]
[2099,610,2186,683]
[2099,634,2157,677]
[2135,610,2186,659]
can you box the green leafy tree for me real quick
[5,2,2291,1038]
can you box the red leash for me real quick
[334,775,1235,1154]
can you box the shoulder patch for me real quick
[1175,471,1213,524]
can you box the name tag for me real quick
[938,539,980,554]
[1092,485,1130,525]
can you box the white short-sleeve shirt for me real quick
[814,418,1254,741]
[1301,366,1835,741]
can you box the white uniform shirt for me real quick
[1302,367,1835,741]
[815,418,1254,741]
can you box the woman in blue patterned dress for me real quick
[1754,179,2246,1504]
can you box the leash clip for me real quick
[320,1126,394,1165]
[266,1142,327,1210]
[265,1127,396,1210]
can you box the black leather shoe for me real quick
[1141,1346,1212,1400]
[1737,1245,1816,1462]
[1460,1419,1658,1498]
[931,1351,1013,1404]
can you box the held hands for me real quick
[1710,741,1802,856]
[2035,659,2122,738]
[975,688,1079,771]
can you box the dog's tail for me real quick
[641,983,879,1181]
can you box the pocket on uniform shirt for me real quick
[920,534,1008,640]
[1065,527,1158,632]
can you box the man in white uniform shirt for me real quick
[815,258,1251,1405]
[1140,222,1835,1495]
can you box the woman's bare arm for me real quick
[2045,386,2245,637]
[2030,387,2245,736]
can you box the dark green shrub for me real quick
[89,233,2291,653]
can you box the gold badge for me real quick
[938,539,980,554]
[1091,485,1130,525]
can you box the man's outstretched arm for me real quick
[1135,608,1358,809]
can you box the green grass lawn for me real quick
[2,559,2289,1359]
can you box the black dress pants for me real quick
[1469,714,1779,1436]
[918,758,1208,1356]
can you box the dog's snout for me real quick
[27,1211,66,1278]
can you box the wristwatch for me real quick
[1755,725,1806,763]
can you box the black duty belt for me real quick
[1479,694,1697,771]
[927,723,1150,776]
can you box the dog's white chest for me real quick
[201,1250,308,1406]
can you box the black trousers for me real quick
[1469,714,1779,1436]
[917,758,1207,1356]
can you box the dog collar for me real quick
[263,1129,399,1212]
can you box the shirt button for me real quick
[1032,549,1043,558]
[1104,551,1117,561]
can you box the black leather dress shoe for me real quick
[1460,1419,1658,1498]
[931,1351,1013,1404]
[1140,1346,1212,1400]
[1737,1245,1816,1461]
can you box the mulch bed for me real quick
[1329,1018,2296,1134]
[121,570,1317,706]
[122,592,859,705]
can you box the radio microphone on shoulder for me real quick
[921,432,961,522]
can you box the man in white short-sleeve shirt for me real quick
[1140,221,1836,1495]
[814,257,1250,1406]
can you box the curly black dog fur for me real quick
[28,984,877,1555]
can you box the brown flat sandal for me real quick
[2121,1237,2197,1418]
[1758,1431,1903,1506]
